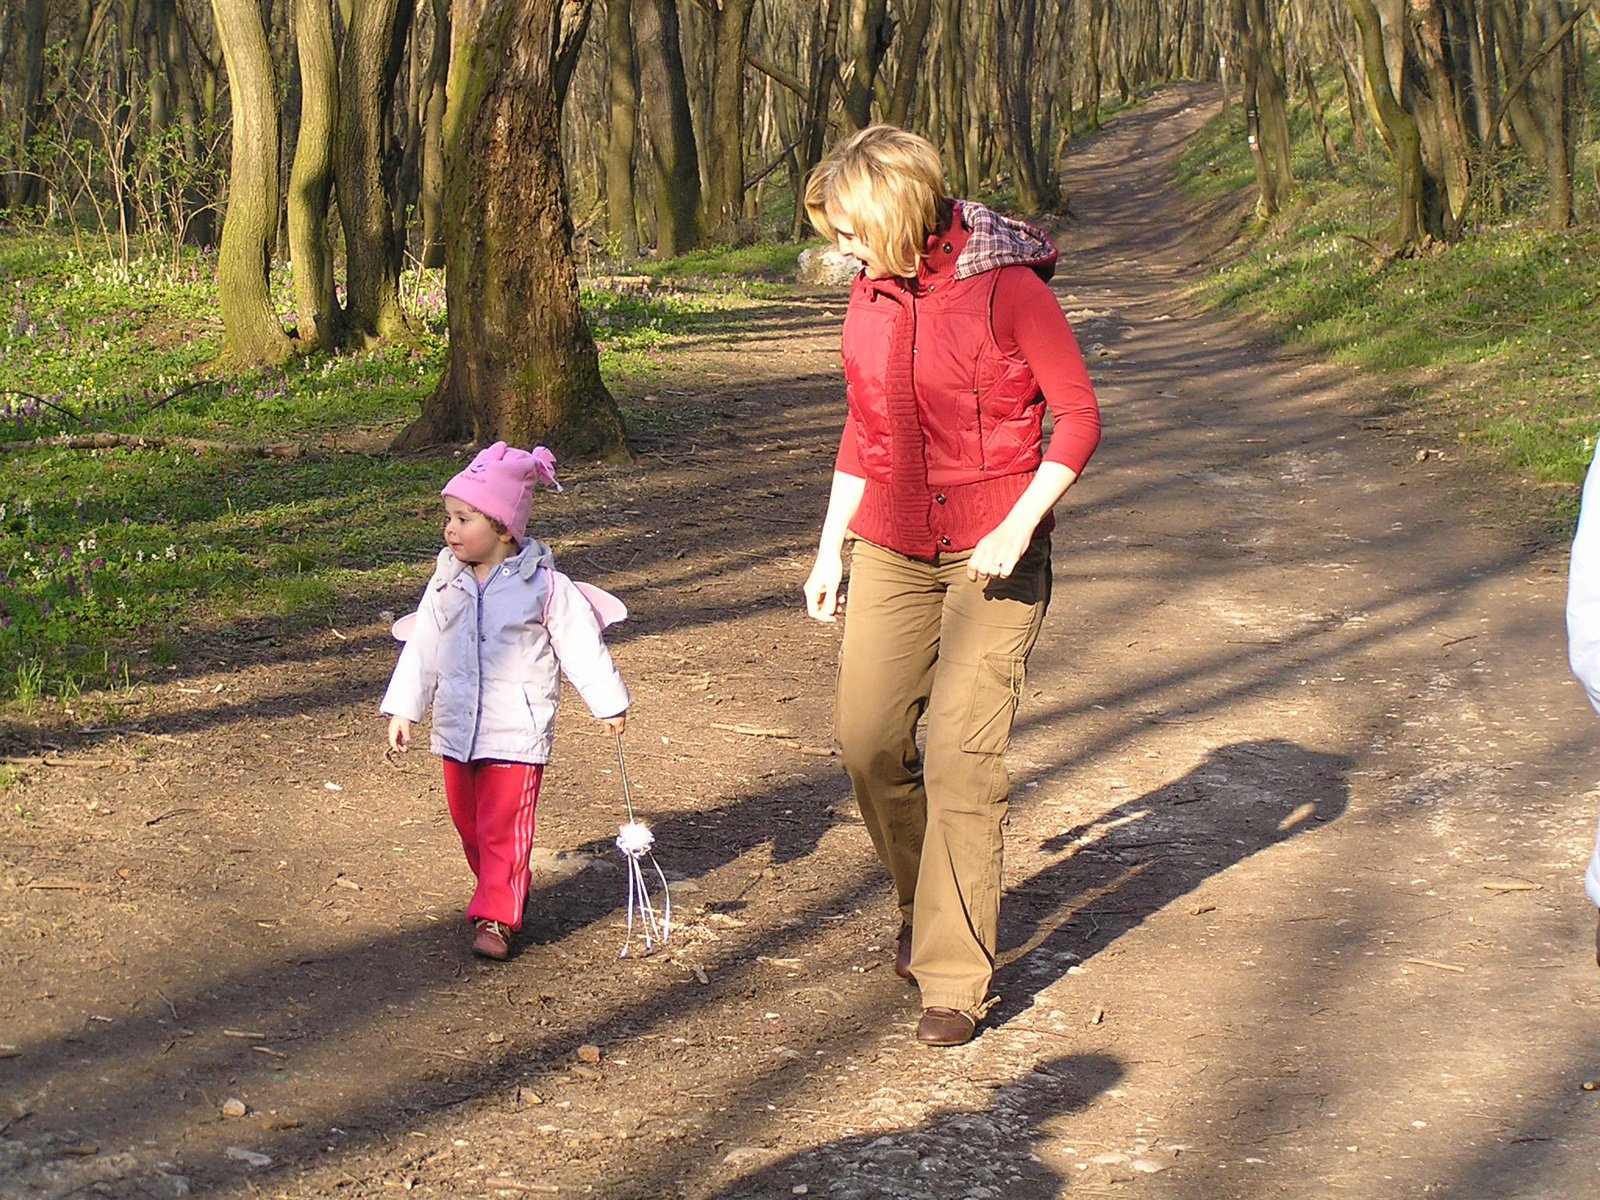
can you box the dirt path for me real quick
[5,84,1600,1200]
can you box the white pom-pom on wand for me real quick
[612,731,670,956]
[615,821,655,856]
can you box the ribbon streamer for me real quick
[613,731,671,956]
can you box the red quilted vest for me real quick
[839,201,1059,560]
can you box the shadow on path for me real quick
[705,1053,1124,1200]
[994,740,1350,1021]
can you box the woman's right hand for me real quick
[805,472,865,623]
[804,549,845,622]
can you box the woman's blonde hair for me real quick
[805,125,948,279]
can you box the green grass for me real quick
[0,230,799,711]
[1174,69,1600,523]
[635,241,804,281]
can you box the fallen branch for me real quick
[0,432,313,458]
[2,756,115,767]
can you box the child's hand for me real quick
[388,715,413,752]
[599,713,627,735]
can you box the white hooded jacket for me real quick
[381,541,630,764]
[1567,455,1600,906]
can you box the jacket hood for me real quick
[429,539,553,589]
[950,199,1058,283]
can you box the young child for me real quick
[382,442,629,961]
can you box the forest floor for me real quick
[5,82,1600,1200]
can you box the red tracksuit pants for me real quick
[441,758,544,929]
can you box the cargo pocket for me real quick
[960,653,1026,755]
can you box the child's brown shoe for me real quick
[472,919,510,960]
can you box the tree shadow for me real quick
[703,1053,1125,1200]
[992,739,1350,1023]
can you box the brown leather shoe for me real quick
[472,919,510,961]
[915,1007,977,1047]
[894,924,914,980]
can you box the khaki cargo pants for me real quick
[835,534,1052,1013]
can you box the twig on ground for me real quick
[147,380,207,411]
[710,722,796,738]
[484,1181,560,1194]
[1404,957,1466,973]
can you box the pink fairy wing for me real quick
[574,582,627,628]
[394,585,623,639]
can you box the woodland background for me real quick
[1,0,1595,457]
[0,1,1597,709]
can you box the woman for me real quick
[802,125,1101,1047]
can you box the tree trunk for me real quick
[604,0,640,257]
[1347,0,1429,249]
[1490,0,1548,161]
[1255,0,1294,213]
[790,0,841,239]
[634,0,701,256]
[1086,0,1106,130]
[3,0,50,210]
[1521,0,1575,230]
[995,0,1060,212]
[111,0,141,245]
[1408,0,1472,226]
[1331,30,1371,155]
[155,0,217,245]
[395,0,629,462]
[1463,0,1496,143]
[419,0,451,268]
[210,0,292,365]
[1234,0,1293,218]
[936,0,970,196]
[336,0,416,346]
[841,0,892,129]
[1299,54,1341,167]
[288,0,340,350]
[884,0,934,128]
[700,0,756,244]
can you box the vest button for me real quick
[939,536,951,546]
[934,494,946,504]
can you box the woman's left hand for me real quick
[967,463,1079,581]
[966,520,1034,582]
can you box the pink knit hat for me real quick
[441,442,559,543]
